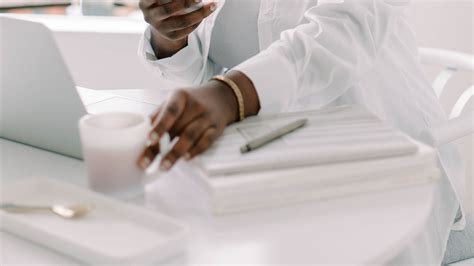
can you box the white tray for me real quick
[0,177,188,264]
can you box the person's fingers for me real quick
[157,0,196,7]
[143,0,186,25]
[168,105,203,138]
[144,3,170,26]
[157,0,174,5]
[150,106,163,124]
[162,22,201,41]
[139,0,176,12]
[160,118,212,170]
[160,3,216,40]
[138,143,160,169]
[160,2,216,31]
[149,90,187,145]
[139,0,160,10]
[183,0,200,9]
[156,0,191,18]
[195,2,218,19]
[186,127,220,159]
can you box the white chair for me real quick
[418,47,474,265]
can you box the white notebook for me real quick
[180,141,438,214]
[196,105,419,176]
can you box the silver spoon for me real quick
[0,203,94,219]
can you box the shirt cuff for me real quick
[234,50,297,114]
[139,26,202,75]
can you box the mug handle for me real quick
[141,133,172,185]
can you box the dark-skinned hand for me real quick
[139,0,217,58]
[138,81,237,171]
[138,71,261,172]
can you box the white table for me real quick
[0,89,437,265]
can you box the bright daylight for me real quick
[0,0,473,265]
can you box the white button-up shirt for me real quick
[139,0,466,263]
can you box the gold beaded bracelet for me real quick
[211,75,245,122]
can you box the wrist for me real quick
[225,70,260,118]
[188,80,239,125]
[150,28,188,59]
[207,80,240,124]
[206,71,260,125]
[193,71,260,125]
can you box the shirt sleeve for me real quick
[138,26,222,86]
[234,0,409,114]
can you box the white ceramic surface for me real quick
[0,177,187,264]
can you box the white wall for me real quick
[407,0,474,214]
[407,0,473,54]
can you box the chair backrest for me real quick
[419,47,474,215]
[419,47,473,119]
[418,47,473,146]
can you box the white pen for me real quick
[240,119,308,154]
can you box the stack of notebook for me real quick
[177,105,440,214]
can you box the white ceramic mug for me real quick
[79,112,159,199]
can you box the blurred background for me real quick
[1,0,471,90]
[0,0,139,16]
[1,0,473,212]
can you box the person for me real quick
[137,0,466,264]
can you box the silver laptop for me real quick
[0,17,158,159]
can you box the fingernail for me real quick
[148,132,160,146]
[160,160,172,171]
[209,3,216,12]
[184,153,192,161]
[140,157,152,169]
